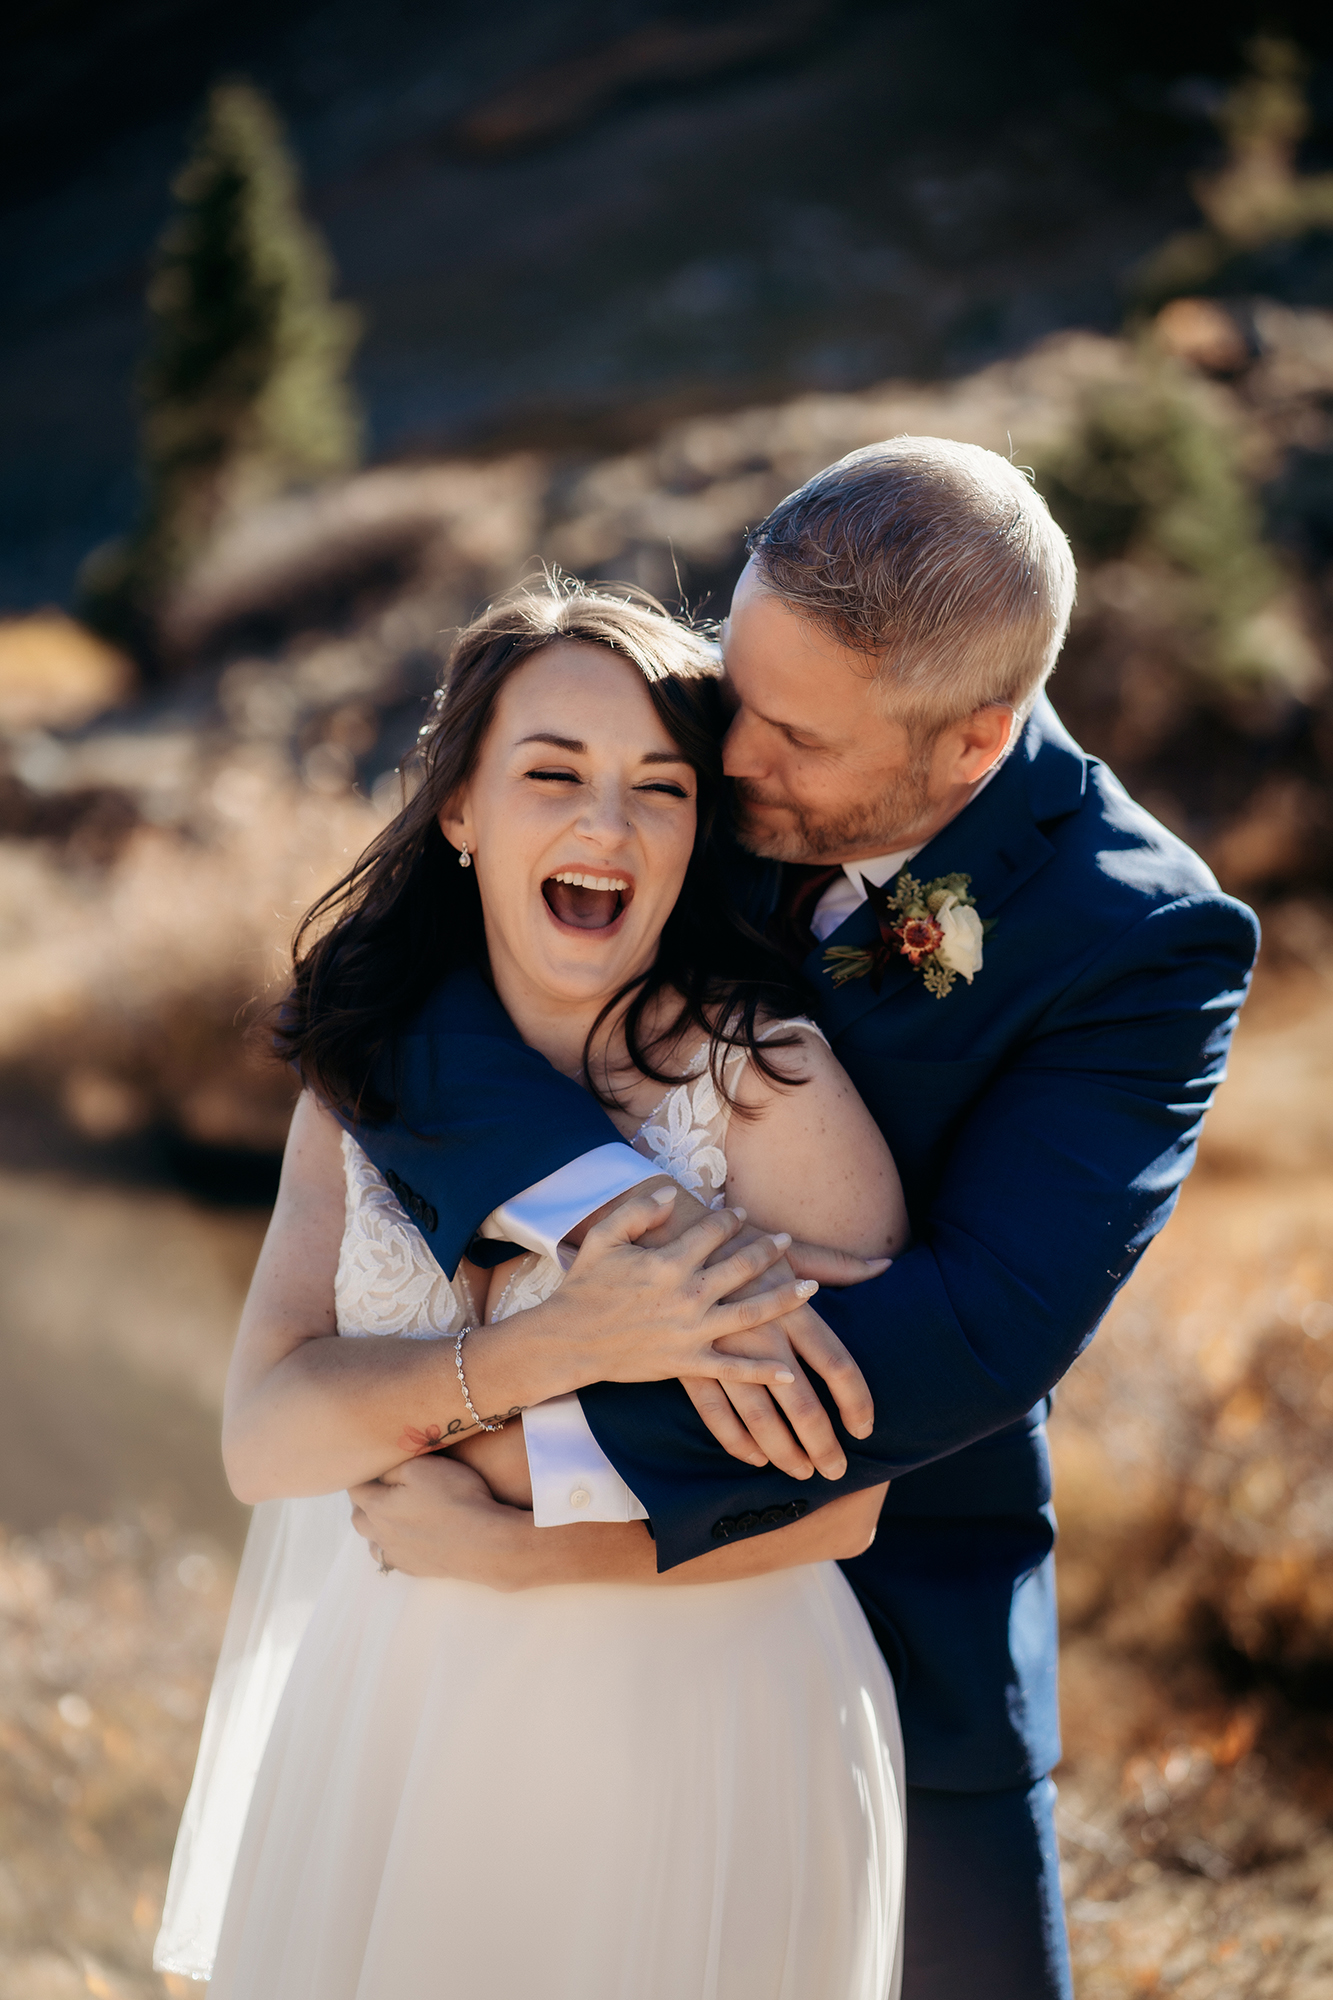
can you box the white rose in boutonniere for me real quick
[934,893,984,984]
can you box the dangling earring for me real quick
[458,842,472,869]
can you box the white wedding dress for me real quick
[156,1024,905,1998]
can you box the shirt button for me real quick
[569,1487,592,1510]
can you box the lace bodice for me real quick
[333,1018,825,1339]
[334,1140,479,1338]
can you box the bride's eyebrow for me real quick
[516,732,585,752]
[514,733,690,767]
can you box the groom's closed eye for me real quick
[767,715,832,751]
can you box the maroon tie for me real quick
[771,864,844,964]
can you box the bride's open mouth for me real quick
[541,869,634,934]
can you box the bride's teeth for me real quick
[550,872,628,891]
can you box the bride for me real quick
[157,579,909,1998]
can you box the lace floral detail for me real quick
[488,1251,563,1324]
[334,1131,476,1339]
[634,1046,731,1204]
[631,1019,827,1208]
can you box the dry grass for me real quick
[0,1516,234,2000]
[0,756,385,1150]
[1051,911,1333,1997]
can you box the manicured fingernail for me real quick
[853,1422,873,1439]
[771,1231,792,1250]
[822,1458,847,1480]
[775,1367,795,1383]
[731,1205,747,1220]
[795,1278,818,1298]
[652,1186,676,1204]
[867,1258,891,1273]
[749,1454,767,1467]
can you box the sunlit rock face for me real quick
[0,0,1284,608]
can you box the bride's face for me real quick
[442,641,700,1019]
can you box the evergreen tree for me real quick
[83,79,362,658]
[1135,37,1333,308]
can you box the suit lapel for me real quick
[800,698,1085,1034]
[805,897,917,1035]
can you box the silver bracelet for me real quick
[453,1324,506,1432]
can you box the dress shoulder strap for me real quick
[753,1013,830,1050]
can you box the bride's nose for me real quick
[574,778,631,848]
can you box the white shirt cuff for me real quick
[480,1142,660,1269]
[522,1394,648,1525]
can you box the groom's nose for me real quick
[721,704,765,778]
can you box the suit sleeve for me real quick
[579,892,1260,1569]
[349,969,628,1275]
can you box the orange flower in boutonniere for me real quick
[824,871,990,997]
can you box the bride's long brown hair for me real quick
[277,576,805,1123]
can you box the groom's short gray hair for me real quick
[746,437,1076,732]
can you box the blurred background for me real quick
[2,2,1333,1993]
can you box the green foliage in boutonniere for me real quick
[823,870,991,997]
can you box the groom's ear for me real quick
[948,703,1017,785]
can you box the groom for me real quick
[351,439,1259,1996]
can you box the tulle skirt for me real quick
[203,1520,904,2000]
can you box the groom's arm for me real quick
[347,967,650,1274]
[578,891,1260,1565]
[356,898,1257,1570]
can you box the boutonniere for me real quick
[824,870,989,997]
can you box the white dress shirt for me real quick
[479,1148,655,1525]
[807,841,926,942]
[512,782,1002,1522]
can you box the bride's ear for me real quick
[438,796,472,860]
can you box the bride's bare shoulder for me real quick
[722,1018,908,1259]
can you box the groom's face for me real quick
[720,561,935,863]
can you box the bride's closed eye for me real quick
[523,766,691,800]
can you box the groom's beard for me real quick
[731,760,935,864]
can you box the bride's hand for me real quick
[784,1242,892,1287]
[552,1187,824,1392]
[349,1455,516,1583]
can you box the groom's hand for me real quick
[699,1242,889,1478]
[569,1181,881,1481]
[685,1295,876,1481]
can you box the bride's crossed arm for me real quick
[221,1086,854,1505]
[357,1025,908,1589]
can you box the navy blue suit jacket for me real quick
[352,698,1258,1790]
